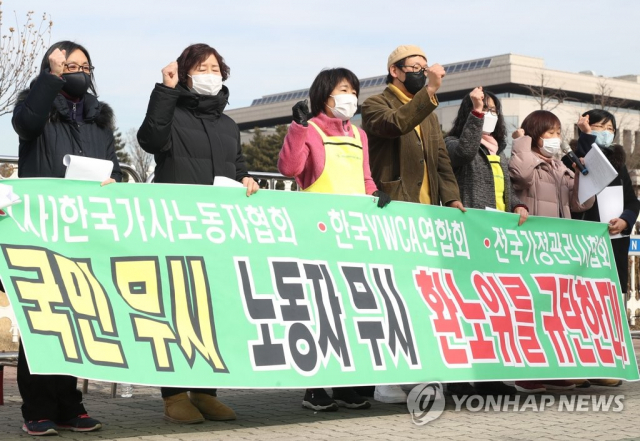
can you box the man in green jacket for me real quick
[362,45,463,210]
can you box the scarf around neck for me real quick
[481,134,498,155]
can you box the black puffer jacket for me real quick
[12,72,122,181]
[137,83,250,185]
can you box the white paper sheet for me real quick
[597,185,625,239]
[577,144,618,204]
[0,183,21,210]
[63,155,113,182]
[213,176,244,188]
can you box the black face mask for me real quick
[61,72,91,98]
[402,71,427,95]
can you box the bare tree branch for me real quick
[523,72,566,111]
[125,128,154,182]
[592,78,634,147]
[0,5,53,116]
[593,78,628,111]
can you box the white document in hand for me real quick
[597,185,624,239]
[213,176,244,188]
[0,183,21,210]
[577,144,618,204]
[63,155,113,182]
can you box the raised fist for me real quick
[470,87,484,112]
[49,48,66,76]
[512,128,525,139]
[426,63,446,94]
[162,61,179,88]
[292,100,311,126]
[577,114,590,134]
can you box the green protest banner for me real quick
[0,179,636,387]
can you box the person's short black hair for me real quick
[582,109,617,136]
[308,68,360,117]
[40,41,97,95]
[447,89,507,148]
[385,58,406,84]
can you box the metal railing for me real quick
[0,156,296,190]
[145,170,298,190]
[247,171,297,191]
[120,164,143,183]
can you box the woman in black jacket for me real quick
[11,40,121,436]
[573,110,639,388]
[137,43,258,195]
[137,43,249,425]
[13,44,121,183]
[574,110,639,287]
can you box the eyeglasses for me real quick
[64,63,95,74]
[398,64,428,75]
[590,123,615,133]
[483,107,498,116]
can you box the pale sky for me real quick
[0,0,639,156]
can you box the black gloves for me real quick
[292,100,311,127]
[373,190,391,208]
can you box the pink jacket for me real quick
[278,112,378,194]
[508,136,594,218]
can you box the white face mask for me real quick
[482,112,498,133]
[189,73,223,96]
[540,137,561,157]
[328,94,358,121]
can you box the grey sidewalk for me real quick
[1,339,639,441]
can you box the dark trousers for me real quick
[161,387,217,398]
[17,342,86,421]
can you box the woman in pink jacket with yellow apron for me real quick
[278,67,390,412]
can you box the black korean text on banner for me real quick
[237,257,420,373]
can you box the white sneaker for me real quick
[374,385,407,403]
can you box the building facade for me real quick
[227,53,640,157]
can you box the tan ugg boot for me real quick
[190,392,237,421]
[163,392,205,424]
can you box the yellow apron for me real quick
[487,154,506,212]
[303,121,366,195]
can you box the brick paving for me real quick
[1,339,639,441]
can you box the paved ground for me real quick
[1,339,640,441]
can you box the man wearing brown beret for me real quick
[361,45,465,404]
[362,45,463,211]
